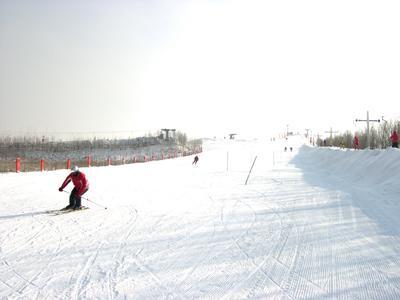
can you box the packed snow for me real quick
[1,136,400,299]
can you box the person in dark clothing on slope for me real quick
[58,166,89,210]
[192,155,199,165]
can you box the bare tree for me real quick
[176,131,187,146]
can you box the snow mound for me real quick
[294,145,400,193]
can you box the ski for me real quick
[51,206,89,215]
[44,209,63,214]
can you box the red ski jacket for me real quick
[59,171,89,196]
[390,131,399,143]
[354,136,359,148]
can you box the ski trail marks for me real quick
[0,214,64,299]
[106,206,139,299]
[71,241,104,300]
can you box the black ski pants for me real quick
[69,187,88,208]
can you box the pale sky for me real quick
[1,0,400,139]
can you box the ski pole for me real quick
[81,195,108,210]
[62,190,108,210]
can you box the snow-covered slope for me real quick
[295,145,400,193]
[1,137,400,299]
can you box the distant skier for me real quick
[354,135,359,150]
[390,130,399,148]
[192,155,199,165]
[58,166,89,210]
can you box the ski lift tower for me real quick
[161,129,176,140]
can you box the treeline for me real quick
[0,131,201,160]
[317,120,400,149]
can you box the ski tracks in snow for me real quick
[61,204,140,300]
[106,206,139,300]
[3,143,400,299]
[0,201,140,299]
[218,166,339,299]
[221,189,325,299]
[0,212,64,299]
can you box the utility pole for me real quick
[325,127,338,146]
[355,111,380,149]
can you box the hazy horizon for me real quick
[1,0,400,139]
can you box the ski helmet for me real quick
[71,165,79,172]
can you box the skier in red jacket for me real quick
[390,130,399,148]
[354,135,360,150]
[58,166,89,210]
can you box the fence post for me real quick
[40,159,44,171]
[87,155,91,167]
[108,157,111,166]
[16,157,21,173]
[227,152,229,172]
[67,159,71,170]
[144,155,147,162]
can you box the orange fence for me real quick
[2,148,202,173]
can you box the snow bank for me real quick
[294,145,400,194]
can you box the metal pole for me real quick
[245,156,257,185]
[366,110,370,149]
